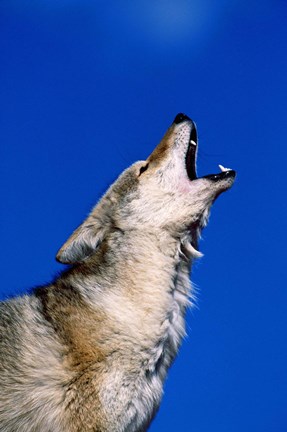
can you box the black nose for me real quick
[173,113,191,124]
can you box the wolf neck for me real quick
[73,228,195,308]
[68,228,195,371]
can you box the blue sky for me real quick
[0,1,286,431]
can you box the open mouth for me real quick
[185,126,198,181]
[185,123,236,182]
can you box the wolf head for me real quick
[57,114,235,264]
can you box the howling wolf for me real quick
[0,113,235,431]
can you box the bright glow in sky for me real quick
[137,0,222,43]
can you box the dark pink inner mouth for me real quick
[185,126,197,181]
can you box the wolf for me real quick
[0,113,235,432]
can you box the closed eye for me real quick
[139,163,149,176]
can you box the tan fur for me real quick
[0,114,235,431]
[147,124,174,165]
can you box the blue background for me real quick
[0,1,286,431]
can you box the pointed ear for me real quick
[56,216,108,264]
[57,192,114,264]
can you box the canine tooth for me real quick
[183,241,203,259]
[190,140,197,146]
[219,164,231,172]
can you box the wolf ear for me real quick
[56,216,108,264]
[56,193,113,266]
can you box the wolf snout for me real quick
[173,113,197,143]
[173,113,191,124]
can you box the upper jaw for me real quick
[173,113,236,185]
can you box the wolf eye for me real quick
[139,163,149,176]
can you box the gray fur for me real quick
[0,116,235,431]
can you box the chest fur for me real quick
[145,254,192,380]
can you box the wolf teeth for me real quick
[190,140,197,146]
[218,164,231,172]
